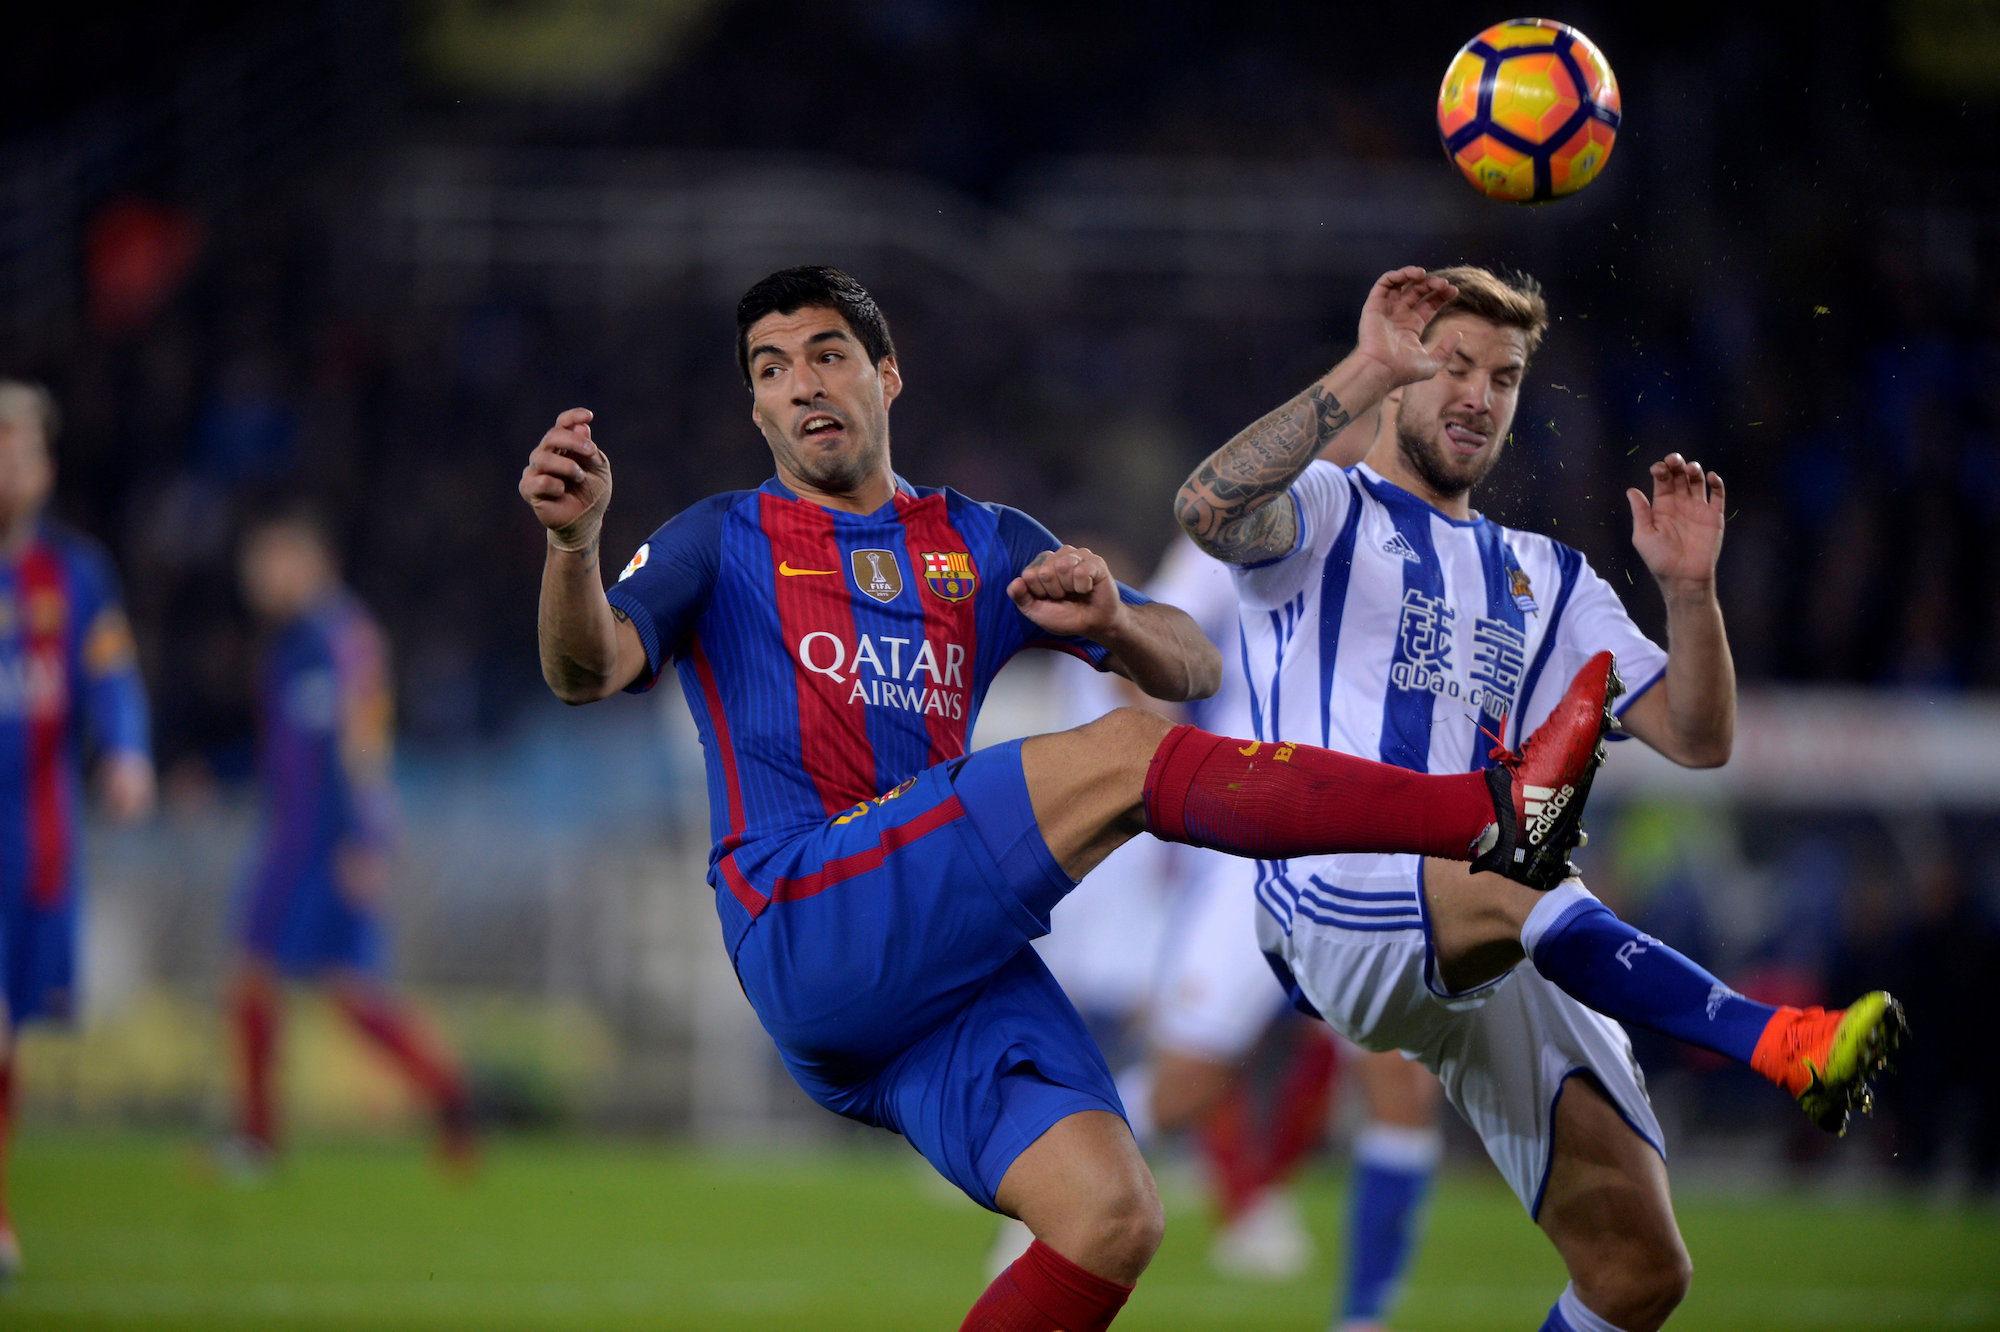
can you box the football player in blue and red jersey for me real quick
[519,266,1616,1330]
[0,380,155,1280]
[225,513,471,1174]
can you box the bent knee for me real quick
[1078,705,1177,754]
[1576,1240,1691,1330]
[1101,1181,1166,1269]
[1083,1169,1165,1270]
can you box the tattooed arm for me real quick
[1176,267,1466,565]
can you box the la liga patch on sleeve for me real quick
[618,544,650,582]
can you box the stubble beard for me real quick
[1395,409,1501,504]
[786,426,888,497]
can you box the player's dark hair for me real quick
[0,380,61,448]
[242,500,337,562]
[1428,265,1550,360]
[735,266,895,387]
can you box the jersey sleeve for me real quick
[67,541,152,761]
[1233,461,1356,610]
[603,493,733,693]
[334,611,399,850]
[990,504,1150,671]
[1525,548,1670,743]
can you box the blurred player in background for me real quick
[1178,265,1904,1332]
[1132,528,1441,1328]
[521,266,1613,1331]
[0,380,155,1280]
[224,512,470,1174]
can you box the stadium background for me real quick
[5,0,2000,1326]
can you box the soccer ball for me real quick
[1437,19,1621,203]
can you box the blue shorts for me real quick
[237,863,383,979]
[729,739,1123,1210]
[2,892,78,1025]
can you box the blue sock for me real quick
[1542,1282,1629,1331]
[1523,884,1775,1066]
[1339,1124,1438,1326]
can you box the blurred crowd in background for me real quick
[4,0,1999,1187]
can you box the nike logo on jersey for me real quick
[1382,532,1421,564]
[779,562,837,576]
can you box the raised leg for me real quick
[1020,709,1498,883]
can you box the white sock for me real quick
[1520,881,1599,959]
[1558,1282,1631,1332]
[1352,1120,1443,1172]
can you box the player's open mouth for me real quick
[799,413,845,440]
[1443,421,1489,454]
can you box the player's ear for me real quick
[878,355,901,408]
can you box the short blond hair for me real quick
[0,380,60,447]
[1429,265,1549,360]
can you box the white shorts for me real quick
[1149,847,1289,1062]
[1257,872,1663,1216]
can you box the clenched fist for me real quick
[521,408,613,551]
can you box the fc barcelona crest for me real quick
[922,551,977,602]
[851,549,903,603]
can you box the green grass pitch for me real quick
[3,1130,1996,1330]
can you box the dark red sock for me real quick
[232,973,279,1151]
[1142,725,1494,860]
[961,1238,1134,1332]
[0,1053,14,1224]
[1200,1082,1267,1221]
[334,989,468,1130]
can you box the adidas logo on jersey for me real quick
[1522,782,1574,845]
[1382,532,1421,564]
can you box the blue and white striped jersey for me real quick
[1233,461,1667,940]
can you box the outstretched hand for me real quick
[1628,453,1725,594]
[521,408,613,551]
[1352,267,1463,392]
[1008,545,1124,640]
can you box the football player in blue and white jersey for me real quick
[1176,265,1903,1332]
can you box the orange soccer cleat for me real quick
[1750,992,1908,1135]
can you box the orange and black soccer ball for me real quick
[1437,19,1621,203]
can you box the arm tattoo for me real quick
[610,606,629,624]
[1175,383,1352,564]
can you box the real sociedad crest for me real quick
[1508,564,1538,614]
[922,551,977,602]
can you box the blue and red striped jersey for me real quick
[605,476,1148,948]
[0,523,151,911]
[246,590,398,898]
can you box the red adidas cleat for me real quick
[1471,650,1622,890]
